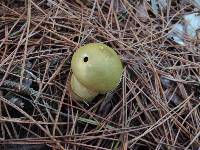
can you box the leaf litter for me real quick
[0,0,199,149]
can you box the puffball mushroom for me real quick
[70,43,123,101]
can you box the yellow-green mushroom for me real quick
[70,43,123,101]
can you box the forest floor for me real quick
[0,0,199,150]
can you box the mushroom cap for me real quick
[71,43,123,93]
